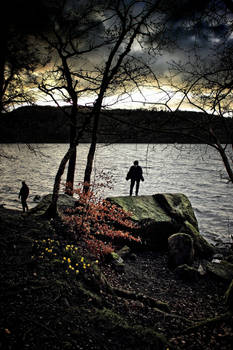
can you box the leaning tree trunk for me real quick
[83,106,101,192]
[65,104,78,195]
[210,127,233,184]
[45,146,76,218]
[65,123,77,195]
[218,144,233,183]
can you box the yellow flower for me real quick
[75,270,79,274]
[95,260,99,264]
[67,258,71,263]
[80,257,84,262]
[63,257,66,260]
[87,264,90,267]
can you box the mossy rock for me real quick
[110,252,125,272]
[181,220,215,258]
[29,194,77,216]
[108,195,172,223]
[154,193,199,230]
[108,194,209,252]
[116,245,131,258]
[206,260,233,281]
[108,194,198,230]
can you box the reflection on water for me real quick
[0,143,232,245]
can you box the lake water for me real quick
[0,143,232,246]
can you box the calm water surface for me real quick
[0,143,232,245]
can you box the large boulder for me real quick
[108,194,214,257]
[154,193,199,230]
[168,233,194,268]
[108,194,178,249]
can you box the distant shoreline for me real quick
[1,105,232,143]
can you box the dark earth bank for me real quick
[0,207,232,350]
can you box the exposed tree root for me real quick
[182,311,232,334]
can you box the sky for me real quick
[3,0,233,112]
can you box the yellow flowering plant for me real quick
[32,238,95,277]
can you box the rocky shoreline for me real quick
[0,194,233,349]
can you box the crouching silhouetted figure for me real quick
[126,160,144,196]
[18,181,29,212]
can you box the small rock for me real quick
[174,264,199,281]
[116,245,131,259]
[128,253,137,261]
[206,260,233,281]
[212,259,221,263]
[110,252,125,272]
[197,263,206,276]
[212,253,224,260]
[33,195,41,202]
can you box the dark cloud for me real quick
[2,0,233,107]
[1,0,54,34]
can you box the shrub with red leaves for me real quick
[63,175,140,259]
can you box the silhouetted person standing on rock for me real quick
[18,181,29,212]
[126,160,144,196]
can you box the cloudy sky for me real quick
[3,0,233,111]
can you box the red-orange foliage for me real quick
[63,176,140,259]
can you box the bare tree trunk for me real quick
[83,108,100,192]
[82,5,154,190]
[0,38,7,112]
[45,146,76,218]
[210,127,233,183]
[61,53,78,196]
[65,114,77,195]
[217,145,233,183]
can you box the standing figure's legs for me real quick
[130,179,135,196]
[21,198,28,212]
[135,180,140,196]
